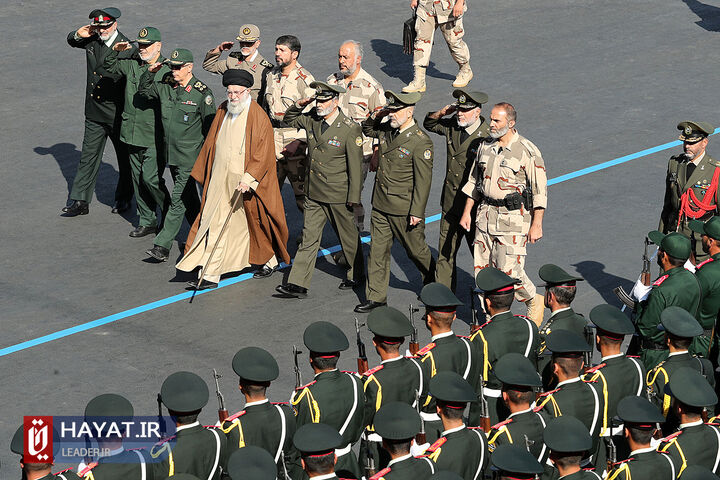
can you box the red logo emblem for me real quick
[24,416,53,463]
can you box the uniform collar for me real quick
[382,355,404,364]
[489,310,512,320]
[508,407,533,418]
[246,50,258,62]
[102,446,124,457]
[668,351,688,357]
[398,119,416,134]
[549,307,572,319]
[388,453,413,466]
[309,473,337,480]
[680,420,704,429]
[557,376,582,387]
[441,424,466,435]
[432,331,455,341]
[601,353,625,361]
[491,130,519,153]
[629,446,656,456]
[104,30,119,47]
[324,109,340,125]
[176,421,200,432]
[315,369,339,378]
[245,399,269,407]
[464,117,483,136]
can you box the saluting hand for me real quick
[148,62,163,73]
[218,41,234,52]
[113,41,132,52]
[76,24,95,38]
[297,97,315,107]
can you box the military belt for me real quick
[640,338,666,350]
[482,191,531,211]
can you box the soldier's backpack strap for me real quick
[338,372,361,436]
[626,356,645,396]
[469,428,487,480]
[131,449,147,480]
[459,337,473,380]
[207,426,222,480]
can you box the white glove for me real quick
[684,259,696,273]
[630,277,652,302]
[410,439,430,456]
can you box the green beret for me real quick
[385,90,421,110]
[648,230,691,260]
[367,306,413,338]
[160,371,209,412]
[429,371,477,403]
[165,48,194,66]
[690,216,720,241]
[232,347,279,382]
[430,471,464,480]
[84,393,133,418]
[136,26,161,44]
[303,321,349,353]
[494,353,542,388]
[89,7,121,25]
[617,395,665,426]
[538,264,584,287]
[678,121,714,142]
[420,282,463,311]
[545,329,591,355]
[680,465,720,480]
[11,424,62,458]
[452,89,488,109]
[293,423,342,454]
[659,306,702,338]
[236,24,260,42]
[589,304,634,336]
[667,367,717,407]
[310,81,345,100]
[543,416,592,453]
[373,402,421,440]
[227,446,277,480]
[490,444,544,477]
[475,267,519,293]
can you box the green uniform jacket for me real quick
[101,50,168,148]
[371,455,436,480]
[137,70,215,167]
[696,253,720,331]
[487,408,549,465]
[537,309,588,383]
[284,105,363,204]
[362,117,434,218]
[422,114,489,219]
[43,471,80,480]
[646,352,715,418]
[658,422,720,476]
[423,426,488,480]
[67,30,131,124]
[78,449,154,480]
[557,471,601,479]
[150,423,227,480]
[606,449,676,480]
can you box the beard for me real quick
[489,125,509,139]
[139,49,155,62]
[457,117,472,128]
[339,64,356,77]
[316,106,333,116]
[227,95,250,115]
[683,150,696,160]
[389,117,401,129]
[98,29,113,41]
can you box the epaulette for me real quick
[78,462,98,476]
[54,468,75,475]
[296,70,308,81]
[343,117,354,126]
[225,410,247,422]
[660,431,683,443]
[295,380,316,390]
[491,418,514,430]
[538,388,560,397]
[425,437,447,453]
[417,342,436,355]
[653,274,669,286]
[154,434,176,446]
[584,362,606,374]
[260,59,273,68]
[370,467,392,480]
[697,258,715,268]
[612,458,633,466]
[627,355,640,358]
[272,401,290,405]
[363,365,384,377]
[193,80,208,92]
[708,157,720,168]
[518,137,541,157]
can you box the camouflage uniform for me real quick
[202,50,272,105]
[413,0,469,69]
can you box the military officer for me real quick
[265,35,315,214]
[293,423,346,479]
[291,321,364,479]
[488,444,544,480]
[11,424,80,479]
[606,396,676,480]
[689,217,720,359]
[470,268,539,425]
[63,7,133,216]
[138,48,215,261]
[424,89,490,290]
[151,371,228,479]
[658,368,720,476]
[220,347,299,479]
[421,372,488,480]
[275,82,365,298]
[659,121,719,262]
[355,91,436,313]
[226,446,278,480]
[544,416,601,480]
[635,230,701,370]
[203,24,273,104]
[101,27,170,238]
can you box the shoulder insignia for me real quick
[659,431,683,443]
[272,401,290,405]
[491,418,513,429]
[584,363,607,374]
[653,274,669,286]
[426,437,447,453]
[54,468,74,474]
[225,410,247,422]
[78,462,98,476]
[363,365,384,377]
[423,149,432,159]
[260,59,273,68]
[539,388,560,397]
[708,157,720,168]
[193,80,208,92]
[612,458,633,466]
[697,258,715,268]
[296,70,308,81]
[627,355,640,358]
[417,342,436,355]
[370,467,392,480]
[295,380,317,391]
[416,129,427,137]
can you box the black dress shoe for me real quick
[187,279,218,290]
[61,200,88,216]
[253,264,278,279]
[354,300,386,313]
[129,225,157,238]
[145,245,170,261]
[275,283,308,298]
[338,279,360,290]
[112,200,130,214]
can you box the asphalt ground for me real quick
[2,0,720,472]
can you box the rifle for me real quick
[280,450,290,480]
[414,389,426,445]
[606,436,617,473]
[355,317,369,373]
[157,393,167,438]
[409,304,420,355]
[583,325,594,369]
[213,369,229,422]
[362,439,377,478]
[293,345,303,389]
[478,374,491,433]
[470,287,486,334]
[614,236,654,310]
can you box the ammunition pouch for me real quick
[483,190,532,211]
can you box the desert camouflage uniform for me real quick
[413,0,470,68]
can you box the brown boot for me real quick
[452,63,473,88]
[402,66,427,93]
[526,293,545,327]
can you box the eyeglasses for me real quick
[226,89,249,97]
[170,64,186,71]
[238,41,256,47]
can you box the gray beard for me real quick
[227,98,248,115]
[390,118,401,129]
[489,125,509,139]
[316,106,333,117]
[339,65,356,77]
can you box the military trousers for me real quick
[154,165,200,250]
[435,210,475,291]
[366,209,435,303]
[288,197,365,289]
[70,118,133,204]
[640,347,669,372]
[413,8,470,67]
[690,334,713,359]
[128,143,169,228]
[352,155,373,232]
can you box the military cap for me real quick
[494,353,542,388]
[617,395,664,427]
[538,264,584,287]
[227,446,277,480]
[690,216,720,241]
[420,282,463,311]
[648,230,692,260]
[236,24,260,42]
[84,393,133,418]
[475,267,519,293]
[309,81,346,101]
[589,304,635,336]
[89,7,121,26]
[385,90,421,110]
[658,306,702,338]
[293,423,343,454]
[490,444,544,477]
[223,69,254,88]
[160,371,209,412]
[374,402,421,439]
[303,321,349,353]
[680,465,720,480]
[232,347,279,382]
[367,306,413,338]
[543,416,592,452]
[678,121,714,142]
[430,471,464,480]
[667,367,718,407]
[452,89,488,109]
[136,26,161,44]
[545,329,591,355]
[11,424,62,458]
[165,48,194,66]
[429,371,477,403]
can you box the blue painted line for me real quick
[1,131,716,357]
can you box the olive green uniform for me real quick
[695,253,720,359]
[203,50,272,104]
[78,449,154,480]
[138,70,215,250]
[537,308,588,388]
[423,113,489,290]
[361,117,435,303]
[605,448,676,480]
[102,49,170,228]
[40,471,80,480]
[369,454,435,480]
[486,408,550,466]
[422,426,488,480]
[150,423,228,480]
[283,105,365,288]
[657,421,720,476]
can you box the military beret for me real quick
[452,89,488,109]
[385,90,421,110]
[538,264,584,287]
[373,402,421,440]
[680,465,720,480]
[165,48,194,66]
[589,304,635,337]
[160,371,209,412]
[89,7,121,25]
[690,216,720,241]
[227,446,277,480]
[667,367,718,407]
[490,444,544,477]
[420,282,463,311]
[658,306,702,338]
[429,371,477,403]
[367,306,413,338]
[223,69,254,88]
[617,395,665,426]
[648,230,692,260]
[310,81,346,100]
[236,24,260,42]
[678,121,714,142]
[293,423,343,454]
[84,393,133,418]
[430,471,464,480]
[543,416,592,453]
[232,347,279,382]
[136,26,161,44]
[494,353,542,388]
[545,329,591,355]
[11,424,62,458]
[475,267,519,293]
[303,321,349,353]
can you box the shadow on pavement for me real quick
[572,260,635,308]
[681,0,720,31]
[370,39,454,83]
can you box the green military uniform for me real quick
[137,49,215,256]
[10,424,81,480]
[423,90,490,290]
[489,444,544,480]
[360,91,435,307]
[102,27,170,232]
[293,423,346,479]
[226,445,278,480]
[544,416,602,480]
[370,454,435,480]
[660,121,719,262]
[689,218,720,358]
